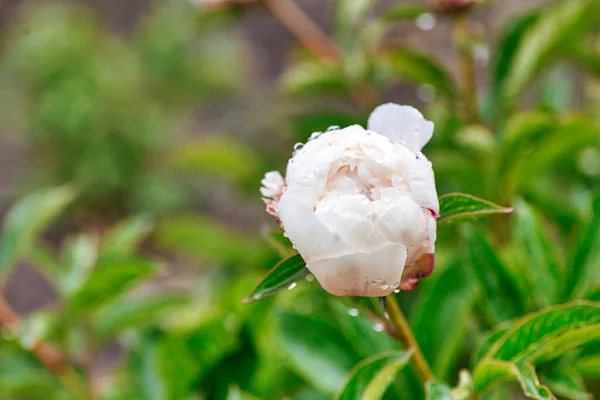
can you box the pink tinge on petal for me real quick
[399,253,434,290]
[263,198,282,224]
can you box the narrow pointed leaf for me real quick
[473,302,600,394]
[336,351,413,400]
[101,215,154,257]
[0,185,77,273]
[513,201,562,306]
[438,193,513,225]
[473,360,555,399]
[243,254,308,303]
[542,366,592,400]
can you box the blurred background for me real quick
[0,0,598,399]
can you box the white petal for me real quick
[367,103,434,152]
[307,244,408,296]
[277,196,350,261]
[260,171,285,198]
[406,153,439,215]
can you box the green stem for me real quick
[385,293,435,383]
[453,13,478,122]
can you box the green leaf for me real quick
[542,366,592,400]
[0,185,77,273]
[438,193,513,225]
[574,356,600,378]
[513,201,562,306]
[133,335,199,400]
[464,226,524,323]
[59,234,98,296]
[69,256,159,311]
[383,5,430,22]
[426,381,453,400]
[171,137,260,184]
[492,12,540,107]
[473,361,555,399]
[101,215,154,257]
[335,351,412,400]
[411,262,476,379]
[96,296,187,339]
[499,0,599,110]
[278,312,360,395]
[566,197,600,299]
[242,254,308,303]
[226,385,259,400]
[334,0,375,50]
[281,59,348,97]
[473,302,600,394]
[380,48,456,100]
[330,300,398,359]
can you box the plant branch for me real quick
[263,0,341,62]
[453,13,478,122]
[262,0,379,108]
[385,293,435,383]
[0,295,93,399]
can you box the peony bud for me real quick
[261,104,438,297]
[431,0,477,15]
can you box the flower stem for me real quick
[385,293,435,383]
[452,13,478,122]
[0,295,94,399]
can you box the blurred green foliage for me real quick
[0,0,599,399]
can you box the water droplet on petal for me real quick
[416,13,436,31]
[392,281,400,289]
[306,171,316,179]
[294,142,304,151]
[348,308,360,317]
[373,323,385,332]
[370,280,378,286]
[326,125,340,132]
[394,289,400,293]
[309,131,322,140]
[380,280,389,290]
[288,282,297,290]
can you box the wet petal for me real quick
[367,103,434,152]
[307,244,408,296]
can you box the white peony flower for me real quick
[261,103,439,297]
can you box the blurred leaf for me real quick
[281,59,348,96]
[97,296,187,339]
[155,214,269,267]
[0,348,61,399]
[542,366,592,400]
[278,312,359,395]
[243,254,308,303]
[562,43,600,77]
[513,201,562,306]
[380,48,456,100]
[134,335,199,400]
[474,361,555,399]
[438,193,513,225]
[69,256,159,311]
[566,197,600,299]
[59,234,98,295]
[226,385,259,400]
[334,0,375,50]
[492,12,540,109]
[464,226,524,323]
[335,350,412,400]
[383,5,430,22]
[426,382,453,400]
[171,137,260,183]
[498,0,599,111]
[0,185,76,273]
[473,302,600,394]
[574,356,600,378]
[330,301,398,359]
[101,214,154,257]
[411,262,476,379]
